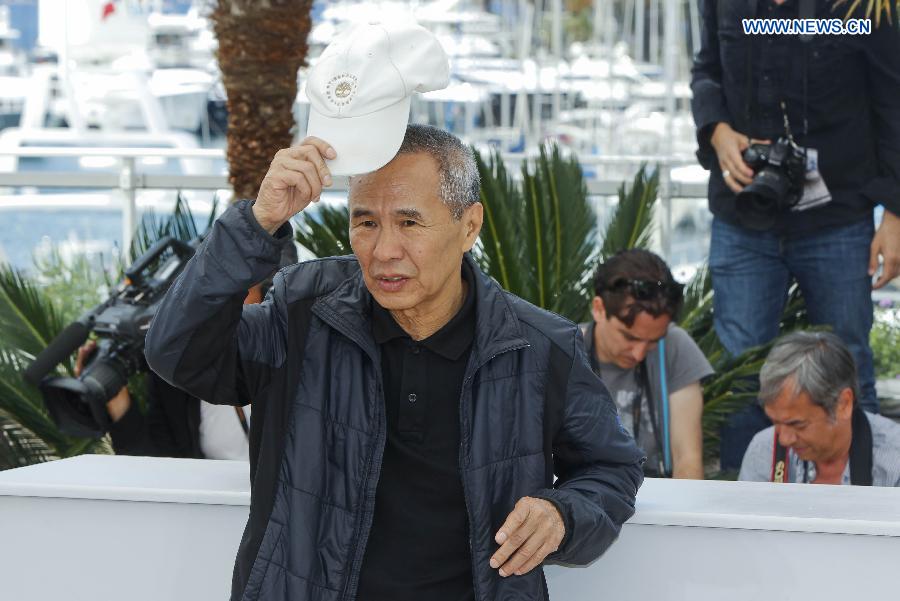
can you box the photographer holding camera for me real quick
[691,0,900,471]
[25,233,295,460]
[72,340,234,459]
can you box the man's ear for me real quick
[591,296,606,323]
[836,387,854,421]
[462,202,484,251]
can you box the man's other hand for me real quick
[870,209,900,289]
[253,137,336,234]
[75,341,130,422]
[711,122,756,194]
[489,497,565,578]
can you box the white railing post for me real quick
[119,156,137,258]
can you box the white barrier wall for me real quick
[2,455,899,601]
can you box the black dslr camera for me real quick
[736,136,807,230]
[24,236,195,438]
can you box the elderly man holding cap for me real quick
[146,20,643,601]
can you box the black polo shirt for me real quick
[356,262,476,601]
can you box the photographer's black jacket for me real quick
[144,201,645,601]
[691,0,900,233]
[109,374,204,458]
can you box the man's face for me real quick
[591,296,671,369]
[763,382,853,463]
[348,152,482,313]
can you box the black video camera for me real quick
[23,236,195,438]
[736,137,807,230]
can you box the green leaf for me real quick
[0,265,67,359]
[0,412,56,469]
[600,164,659,259]
[477,145,598,321]
[473,148,528,295]
[294,204,352,257]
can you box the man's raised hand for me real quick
[253,137,336,234]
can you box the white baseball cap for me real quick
[305,21,450,176]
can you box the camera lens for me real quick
[736,168,792,230]
[39,357,128,438]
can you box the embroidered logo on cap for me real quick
[326,74,358,107]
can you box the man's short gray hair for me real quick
[758,331,859,417]
[396,124,480,220]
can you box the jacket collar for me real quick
[311,254,528,362]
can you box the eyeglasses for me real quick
[608,278,683,302]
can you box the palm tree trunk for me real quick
[211,0,313,201]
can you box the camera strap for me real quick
[636,360,670,477]
[744,0,812,140]
[771,405,873,485]
[234,406,250,439]
[743,0,758,127]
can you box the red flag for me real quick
[101,2,116,21]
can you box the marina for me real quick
[0,0,714,274]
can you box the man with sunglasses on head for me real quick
[582,250,713,479]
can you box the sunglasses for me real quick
[609,278,684,302]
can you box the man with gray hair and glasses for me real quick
[739,332,900,486]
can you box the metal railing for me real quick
[0,146,710,255]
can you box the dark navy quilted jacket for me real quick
[145,201,645,601]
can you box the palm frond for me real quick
[0,411,56,470]
[473,148,529,296]
[128,193,214,263]
[832,0,899,26]
[527,145,597,321]
[31,247,107,324]
[599,164,659,260]
[478,145,598,321]
[294,204,352,257]
[0,265,68,360]
[0,348,105,459]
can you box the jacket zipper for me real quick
[459,343,530,601]
[341,368,386,601]
[313,307,387,601]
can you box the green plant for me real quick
[294,203,352,258]
[474,145,606,322]
[31,249,107,323]
[0,268,104,467]
[872,307,900,378]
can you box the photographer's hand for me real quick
[252,137,336,234]
[75,342,131,422]
[710,122,755,193]
[870,209,900,289]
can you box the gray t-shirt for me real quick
[582,322,714,474]
[739,411,900,486]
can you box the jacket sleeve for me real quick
[859,20,900,217]
[535,330,645,566]
[144,200,293,406]
[690,0,730,170]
